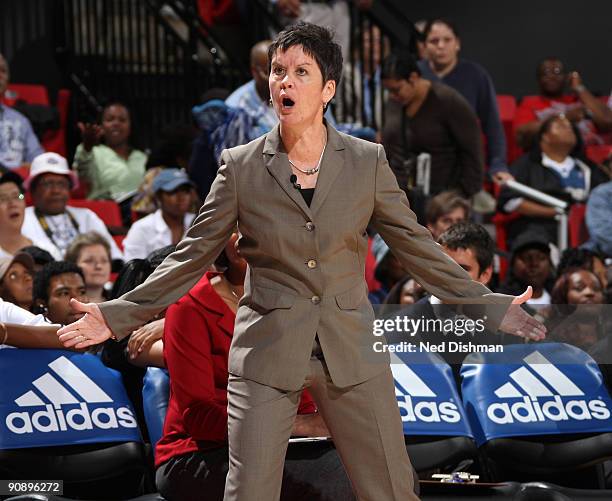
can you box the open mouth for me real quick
[282,97,295,108]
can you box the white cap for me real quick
[24,152,79,190]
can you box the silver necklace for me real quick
[288,141,327,176]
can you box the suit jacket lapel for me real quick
[310,124,346,215]
[263,125,313,219]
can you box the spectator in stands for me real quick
[65,232,111,303]
[515,58,612,150]
[549,268,605,350]
[226,40,277,139]
[0,252,34,311]
[0,52,44,170]
[418,19,509,179]
[439,221,494,286]
[0,171,32,257]
[21,152,123,261]
[146,123,197,171]
[274,0,373,61]
[585,180,612,258]
[73,101,146,202]
[425,190,470,241]
[155,233,351,501]
[20,245,54,273]
[368,233,407,304]
[557,247,607,290]
[33,261,88,325]
[498,115,608,245]
[381,52,484,199]
[123,169,196,261]
[497,231,555,308]
[380,275,424,313]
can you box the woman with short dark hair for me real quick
[60,22,545,501]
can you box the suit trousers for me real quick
[223,356,420,501]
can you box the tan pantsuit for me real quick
[100,123,512,500]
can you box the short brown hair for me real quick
[65,232,111,263]
[425,191,470,226]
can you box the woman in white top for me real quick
[0,172,32,257]
[123,169,195,261]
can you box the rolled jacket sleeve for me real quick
[99,150,238,339]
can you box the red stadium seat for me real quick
[568,203,589,247]
[496,95,520,164]
[68,199,123,228]
[585,145,612,165]
[492,211,520,280]
[3,83,49,106]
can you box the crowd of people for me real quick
[1,7,612,499]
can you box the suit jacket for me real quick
[100,122,511,391]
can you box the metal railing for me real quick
[503,180,569,252]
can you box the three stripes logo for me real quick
[487,351,610,425]
[5,356,137,434]
[391,354,461,423]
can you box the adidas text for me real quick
[6,403,138,434]
[487,395,610,425]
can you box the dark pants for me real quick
[155,443,355,501]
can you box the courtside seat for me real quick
[0,349,155,499]
[142,368,170,448]
[461,343,612,487]
[389,350,479,472]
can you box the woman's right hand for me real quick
[77,122,103,151]
[57,299,114,349]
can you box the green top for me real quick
[73,144,147,201]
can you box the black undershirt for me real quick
[298,188,315,207]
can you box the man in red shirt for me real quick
[514,57,612,150]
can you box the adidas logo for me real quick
[5,356,137,434]
[487,351,610,425]
[391,354,461,424]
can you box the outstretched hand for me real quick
[498,286,547,341]
[57,299,114,349]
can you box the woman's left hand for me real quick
[128,318,165,359]
[499,286,547,341]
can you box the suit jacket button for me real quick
[305,221,315,231]
[311,295,321,305]
[307,259,317,269]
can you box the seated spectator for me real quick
[225,40,277,139]
[0,171,32,256]
[424,191,470,241]
[65,232,112,303]
[0,52,44,170]
[0,252,34,311]
[585,180,612,258]
[515,58,612,150]
[368,234,407,304]
[549,268,605,351]
[381,52,484,199]
[154,234,352,501]
[21,152,123,261]
[123,169,196,261]
[73,101,147,202]
[498,115,608,245]
[20,245,54,273]
[32,261,88,325]
[497,231,556,309]
[557,247,607,289]
[418,19,508,177]
[380,275,425,317]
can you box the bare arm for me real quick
[515,199,557,218]
[3,323,79,350]
[570,72,612,132]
